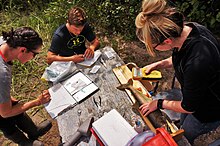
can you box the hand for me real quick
[84,47,94,59]
[38,90,51,105]
[72,54,84,63]
[139,100,158,116]
[143,63,158,74]
[11,96,18,102]
[11,96,19,105]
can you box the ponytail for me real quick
[2,27,42,51]
[135,0,184,56]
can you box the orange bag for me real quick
[142,128,177,146]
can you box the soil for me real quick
[0,108,61,146]
[1,36,220,146]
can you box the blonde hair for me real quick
[135,0,183,56]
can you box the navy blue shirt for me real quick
[49,23,96,56]
[172,22,220,122]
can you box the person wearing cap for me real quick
[47,6,100,64]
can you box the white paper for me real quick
[62,72,92,95]
[104,50,115,59]
[77,50,101,67]
[92,109,137,146]
[44,71,99,118]
[90,65,101,74]
[45,83,77,118]
[73,83,99,102]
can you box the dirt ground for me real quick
[115,39,220,146]
[1,37,220,145]
[0,108,61,146]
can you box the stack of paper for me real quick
[92,109,137,146]
[77,50,101,67]
[45,83,77,118]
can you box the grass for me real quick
[0,7,55,140]
[0,3,144,142]
[0,5,144,103]
[1,8,52,116]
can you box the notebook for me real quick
[92,109,137,146]
[77,50,102,67]
[44,71,99,118]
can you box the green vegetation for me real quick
[0,0,219,140]
[0,0,219,121]
[175,0,220,35]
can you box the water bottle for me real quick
[134,120,143,133]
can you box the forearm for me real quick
[47,55,77,64]
[155,57,173,69]
[162,100,192,114]
[47,52,82,64]
[88,38,100,51]
[1,99,40,118]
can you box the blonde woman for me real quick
[136,0,220,144]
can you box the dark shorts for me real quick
[0,113,25,135]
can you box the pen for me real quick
[93,96,101,110]
[100,57,107,68]
[73,51,78,55]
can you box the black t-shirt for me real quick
[49,23,96,56]
[172,22,220,122]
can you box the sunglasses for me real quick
[153,42,161,49]
[29,50,39,57]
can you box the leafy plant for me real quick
[0,0,51,11]
[174,0,220,35]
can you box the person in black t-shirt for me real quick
[47,6,100,64]
[135,0,220,144]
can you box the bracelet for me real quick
[157,99,164,109]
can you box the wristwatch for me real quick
[157,99,164,109]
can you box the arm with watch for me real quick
[140,99,192,117]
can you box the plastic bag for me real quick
[41,61,78,83]
[143,128,177,146]
[126,130,155,146]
